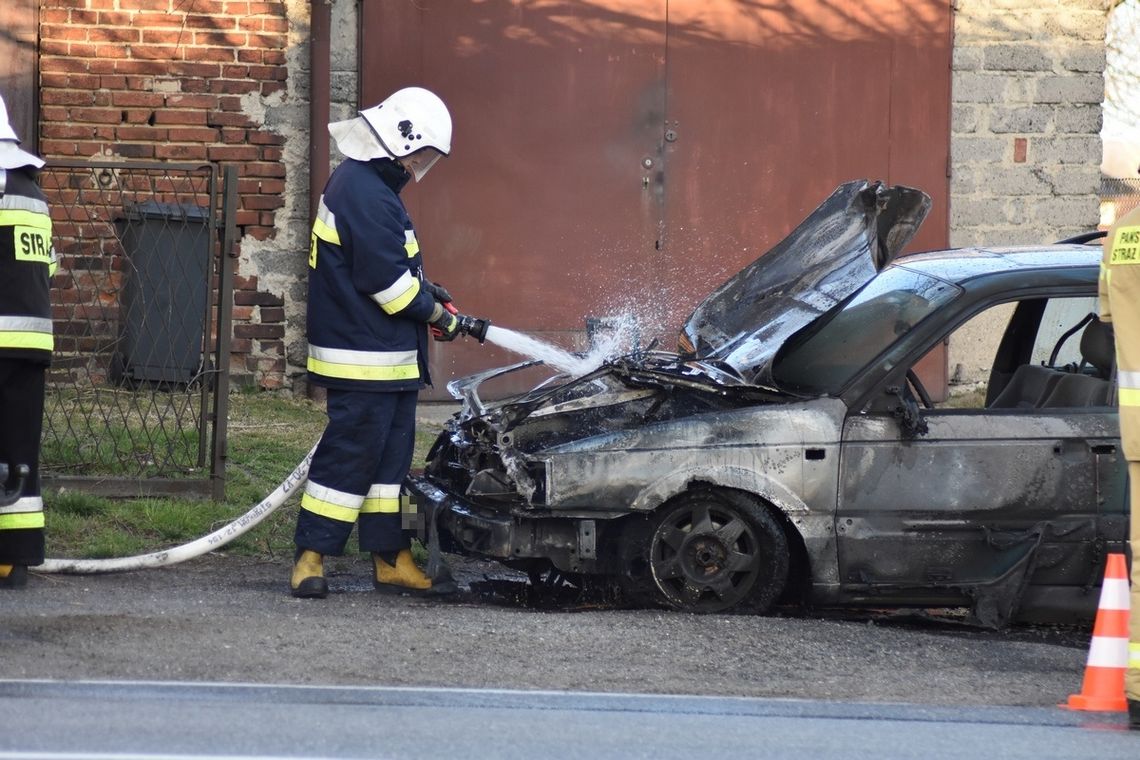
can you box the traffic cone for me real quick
[1064,553,1130,712]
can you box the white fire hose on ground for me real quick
[38,445,317,574]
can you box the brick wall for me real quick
[950,0,1107,247]
[38,0,293,389]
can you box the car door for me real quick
[835,294,1124,625]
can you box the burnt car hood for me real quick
[680,180,931,386]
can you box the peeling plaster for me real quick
[235,0,359,390]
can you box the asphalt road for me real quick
[1,680,1137,760]
[0,554,1110,705]
[2,553,1137,757]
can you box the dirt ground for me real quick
[0,553,1095,707]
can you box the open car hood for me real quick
[680,180,931,386]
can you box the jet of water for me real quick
[483,324,629,377]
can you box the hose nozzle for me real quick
[456,314,490,343]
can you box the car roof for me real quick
[888,244,1102,287]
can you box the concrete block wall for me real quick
[947,0,1108,386]
[950,0,1107,247]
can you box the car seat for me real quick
[988,364,1064,409]
[1039,319,1115,408]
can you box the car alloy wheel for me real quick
[647,489,789,614]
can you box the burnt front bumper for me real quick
[405,475,605,573]
[406,475,517,559]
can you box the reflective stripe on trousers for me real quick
[0,496,44,530]
[294,389,417,555]
[0,315,52,352]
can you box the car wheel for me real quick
[642,489,789,614]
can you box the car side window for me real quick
[935,295,1112,411]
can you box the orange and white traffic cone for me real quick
[1064,553,1130,712]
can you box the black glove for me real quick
[428,303,460,342]
[423,281,453,306]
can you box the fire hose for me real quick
[34,301,486,575]
[37,444,317,574]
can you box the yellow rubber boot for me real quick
[373,549,456,596]
[290,549,328,599]
[0,564,27,589]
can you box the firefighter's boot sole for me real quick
[291,576,330,599]
[372,577,458,596]
[0,564,28,589]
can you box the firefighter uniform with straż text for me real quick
[295,156,445,584]
[0,165,55,585]
[292,85,470,598]
[1099,203,1140,726]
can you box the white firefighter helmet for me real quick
[0,93,44,170]
[328,86,451,182]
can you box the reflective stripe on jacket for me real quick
[1100,206,1140,461]
[306,158,438,391]
[0,168,54,364]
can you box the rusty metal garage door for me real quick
[361,0,951,399]
[0,0,38,152]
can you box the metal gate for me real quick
[360,0,952,399]
[38,161,238,500]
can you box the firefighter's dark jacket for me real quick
[306,158,439,391]
[0,167,54,364]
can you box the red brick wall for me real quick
[39,0,292,389]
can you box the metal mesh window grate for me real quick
[37,161,232,498]
[1101,176,1140,223]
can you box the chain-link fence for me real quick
[1101,176,1140,223]
[38,161,237,500]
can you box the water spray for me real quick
[482,312,641,377]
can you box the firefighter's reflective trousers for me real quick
[0,359,45,565]
[294,389,417,556]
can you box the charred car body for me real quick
[408,180,1125,627]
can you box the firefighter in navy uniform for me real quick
[292,87,485,598]
[0,94,54,590]
[1100,203,1140,730]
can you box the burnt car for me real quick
[408,180,1125,627]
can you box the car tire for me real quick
[622,489,790,614]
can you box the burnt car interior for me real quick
[986,309,1115,409]
[835,288,1117,420]
[918,298,1116,413]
